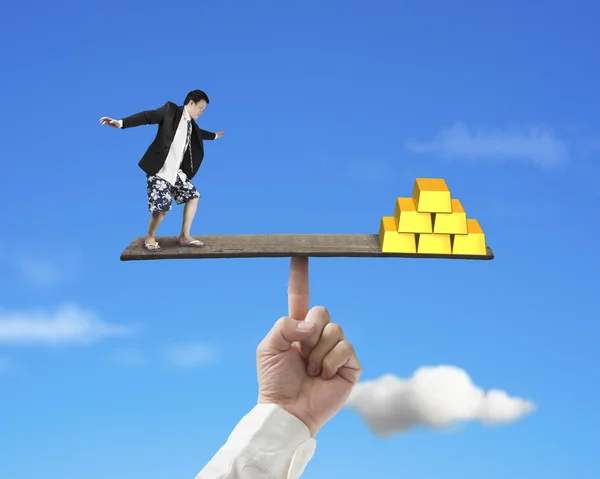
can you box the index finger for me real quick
[288,256,309,321]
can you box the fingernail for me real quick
[308,363,318,376]
[297,322,313,330]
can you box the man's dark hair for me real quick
[184,89,210,105]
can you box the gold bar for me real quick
[393,197,433,233]
[378,216,417,253]
[416,233,452,254]
[412,178,452,213]
[432,198,468,234]
[451,219,487,255]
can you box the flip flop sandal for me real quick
[177,239,205,248]
[144,242,161,251]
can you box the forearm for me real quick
[199,128,217,140]
[121,102,168,129]
[195,404,316,479]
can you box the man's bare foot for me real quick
[178,235,205,247]
[144,237,160,251]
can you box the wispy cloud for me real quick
[0,304,133,346]
[406,123,568,169]
[164,343,218,368]
[346,365,535,436]
[14,252,81,287]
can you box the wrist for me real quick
[257,395,320,437]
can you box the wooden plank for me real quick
[120,234,494,261]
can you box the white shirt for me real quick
[118,107,214,186]
[195,404,317,479]
[156,106,191,186]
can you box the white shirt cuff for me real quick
[196,404,316,479]
[118,119,123,128]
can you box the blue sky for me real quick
[1,0,599,477]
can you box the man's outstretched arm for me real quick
[195,404,315,479]
[99,102,170,129]
[120,101,170,129]
[198,128,217,140]
[197,128,225,140]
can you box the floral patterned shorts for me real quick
[146,174,200,212]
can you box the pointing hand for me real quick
[256,257,361,436]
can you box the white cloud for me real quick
[406,122,568,168]
[345,365,535,436]
[164,343,217,368]
[0,304,133,346]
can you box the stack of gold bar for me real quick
[378,178,487,255]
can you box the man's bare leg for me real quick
[146,211,167,248]
[179,197,200,244]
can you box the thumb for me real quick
[260,316,316,353]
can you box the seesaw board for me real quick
[120,235,494,261]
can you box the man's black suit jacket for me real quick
[121,101,216,180]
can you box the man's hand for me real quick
[99,117,120,128]
[215,130,225,139]
[256,257,361,437]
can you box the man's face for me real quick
[188,100,207,120]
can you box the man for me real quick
[99,90,225,251]
[195,257,362,479]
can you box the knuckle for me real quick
[322,356,334,373]
[340,340,354,355]
[325,322,343,337]
[308,306,330,326]
[257,317,289,353]
[312,305,329,317]
[275,316,289,328]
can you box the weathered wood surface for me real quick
[120,235,495,261]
